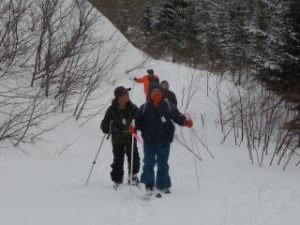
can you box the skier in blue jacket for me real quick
[129,85,193,196]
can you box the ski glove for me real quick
[129,126,137,134]
[184,119,193,128]
[134,77,138,82]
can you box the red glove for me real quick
[184,119,193,128]
[129,126,137,134]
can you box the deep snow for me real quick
[0,4,299,225]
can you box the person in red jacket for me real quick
[134,69,160,101]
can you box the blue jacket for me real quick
[135,100,186,144]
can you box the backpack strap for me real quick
[164,99,172,113]
[142,102,149,115]
[142,100,172,115]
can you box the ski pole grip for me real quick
[131,120,141,142]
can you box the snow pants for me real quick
[111,140,140,183]
[141,143,171,190]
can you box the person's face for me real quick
[161,82,169,90]
[118,92,129,105]
[148,73,154,79]
[151,89,163,104]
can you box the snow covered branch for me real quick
[0,0,121,147]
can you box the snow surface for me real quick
[0,4,299,225]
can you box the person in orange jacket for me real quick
[134,69,160,101]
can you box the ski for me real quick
[142,191,154,200]
[112,181,168,200]
[155,192,162,198]
[141,189,165,200]
[113,183,121,190]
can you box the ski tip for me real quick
[155,193,162,198]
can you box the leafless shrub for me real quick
[175,72,214,160]
[218,79,300,169]
[125,56,151,74]
[0,0,121,147]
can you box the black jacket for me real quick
[135,100,186,144]
[101,99,138,145]
[162,89,177,106]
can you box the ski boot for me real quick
[128,174,140,187]
[113,182,122,190]
[143,184,154,200]
[164,188,171,194]
[155,188,170,198]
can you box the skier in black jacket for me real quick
[161,80,178,106]
[101,86,140,189]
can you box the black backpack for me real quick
[148,77,160,95]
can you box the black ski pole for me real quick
[85,134,106,185]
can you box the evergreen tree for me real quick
[140,1,155,44]
[119,0,144,33]
[171,0,189,48]
[226,1,251,64]
[255,0,284,71]
[280,0,300,84]
[119,0,132,32]
[114,0,300,93]
[248,0,271,65]
[195,0,230,62]
[194,0,214,60]
[156,0,190,60]
[157,0,176,48]
[184,0,202,64]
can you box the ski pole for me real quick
[85,134,106,185]
[192,150,201,191]
[106,121,113,140]
[175,137,202,161]
[131,78,136,99]
[129,120,135,187]
[186,114,201,191]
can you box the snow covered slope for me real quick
[0,5,299,225]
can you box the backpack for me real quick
[148,76,160,95]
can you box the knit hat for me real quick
[147,69,154,75]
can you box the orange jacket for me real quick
[135,74,159,99]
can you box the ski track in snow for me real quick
[114,189,150,225]
[213,180,292,225]
[0,132,299,225]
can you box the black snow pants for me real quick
[111,140,140,183]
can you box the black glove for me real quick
[102,128,110,134]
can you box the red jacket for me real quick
[135,75,159,100]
